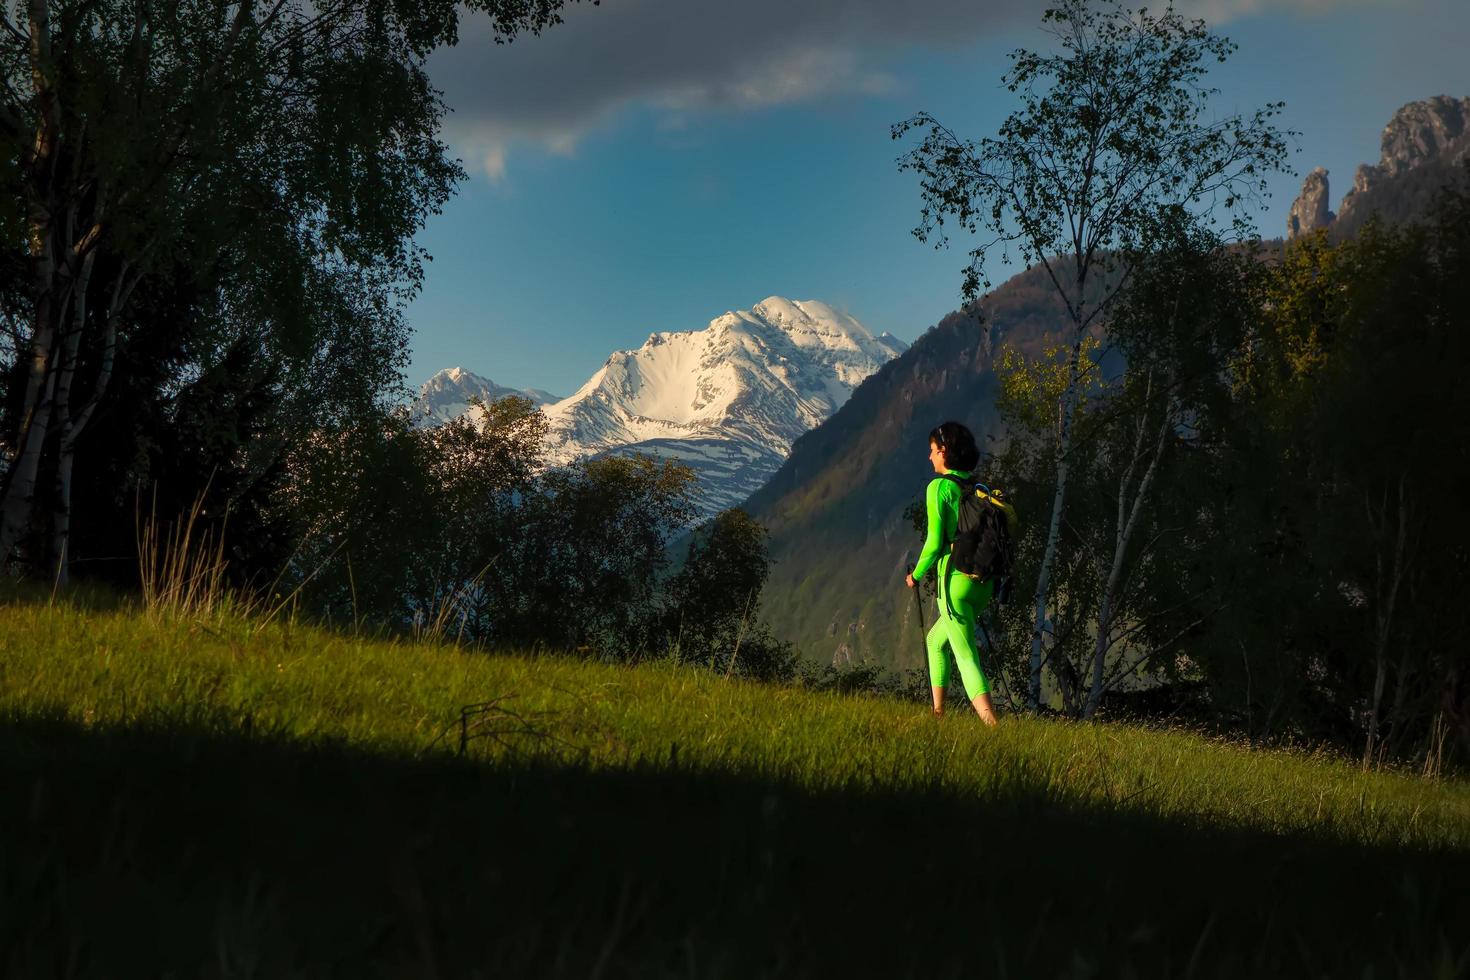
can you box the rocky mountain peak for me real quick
[425,298,906,520]
[1290,95,1470,239]
[1287,166,1334,239]
[412,367,559,424]
[533,298,906,516]
[1376,95,1470,178]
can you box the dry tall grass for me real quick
[135,488,233,621]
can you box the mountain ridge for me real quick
[413,367,559,424]
[1287,95,1470,240]
[416,298,907,518]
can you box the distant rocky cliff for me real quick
[1287,96,1470,239]
[1287,167,1334,238]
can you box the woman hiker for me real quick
[904,421,999,725]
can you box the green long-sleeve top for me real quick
[913,469,971,582]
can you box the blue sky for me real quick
[405,0,1470,397]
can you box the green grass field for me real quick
[3,595,1468,978]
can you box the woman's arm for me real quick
[911,478,946,583]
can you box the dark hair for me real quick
[929,421,979,471]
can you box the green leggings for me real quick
[927,556,994,699]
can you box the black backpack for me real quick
[941,475,1018,598]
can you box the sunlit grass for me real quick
[5,596,1465,852]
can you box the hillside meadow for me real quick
[2,593,1468,978]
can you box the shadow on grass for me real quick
[1,716,1466,979]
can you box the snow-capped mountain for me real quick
[428,297,906,518]
[536,297,906,515]
[412,367,559,424]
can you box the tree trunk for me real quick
[51,263,130,585]
[11,287,56,462]
[2,0,236,575]
[46,246,100,586]
[0,0,62,570]
[1363,476,1409,768]
[1364,646,1389,768]
[0,335,59,566]
[1083,380,1173,720]
[1382,622,1414,758]
[1028,330,1086,709]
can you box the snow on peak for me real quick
[422,298,906,518]
[533,297,905,516]
[752,297,867,340]
[432,366,479,386]
[412,368,558,424]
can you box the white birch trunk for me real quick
[50,263,131,585]
[0,332,59,564]
[1028,332,1085,709]
[1083,380,1173,720]
[0,0,61,568]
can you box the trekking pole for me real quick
[910,563,942,713]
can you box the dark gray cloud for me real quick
[428,0,1039,177]
[428,0,1374,178]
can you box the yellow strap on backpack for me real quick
[976,486,1018,534]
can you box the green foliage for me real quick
[1185,193,1470,764]
[893,0,1290,300]
[280,395,707,660]
[995,335,1104,438]
[280,395,546,632]
[983,219,1269,715]
[986,177,1470,763]
[663,508,796,681]
[0,0,592,579]
[988,334,1110,708]
[49,347,788,677]
[503,453,697,656]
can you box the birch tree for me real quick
[1076,220,1258,718]
[893,0,1289,709]
[0,0,590,581]
[992,336,1106,714]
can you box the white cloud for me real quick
[479,143,507,183]
[656,48,893,112]
[1176,0,1381,18]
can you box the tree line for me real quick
[986,194,1470,770]
[283,396,795,678]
